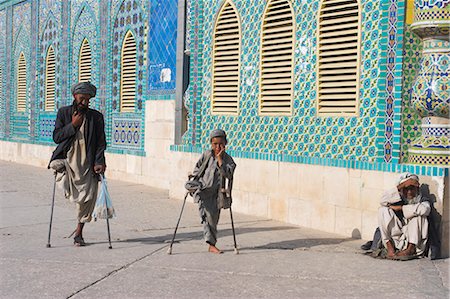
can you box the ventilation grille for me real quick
[45,46,56,112]
[260,0,294,115]
[79,39,91,83]
[120,31,136,112]
[212,1,240,114]
[317,0,360,115]
[17,52,26,112]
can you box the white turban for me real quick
[397,172,419,187]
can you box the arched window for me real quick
[45,46,56,111]
[211,0,241,115]
[78,38,92,82]
[317,0,361,115]
[17,52,27,112]
[120,30,136,112]
[260,0,295,115]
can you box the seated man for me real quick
[378,172,431,259]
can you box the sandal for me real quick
[74,235,86,247]
[388,254,418,261]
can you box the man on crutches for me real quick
[47,82,107,247]
[188,129,237,254]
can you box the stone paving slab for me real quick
[0,160,448,299]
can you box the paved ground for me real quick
[0,160,448,298]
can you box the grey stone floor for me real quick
[0,160,448,298]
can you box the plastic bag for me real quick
[93,174,115,220]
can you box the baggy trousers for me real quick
[199,196,221,246]
[378,206,429,255]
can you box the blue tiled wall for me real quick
[0,0,177,157]
[176,0,447,176]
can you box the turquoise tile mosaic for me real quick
[70,2,100,111]
[0,10,5,139]
[147,0,177,92]
[37,12,60,143]
[0,0,178,156]
[10,1,31,140]
[178,0,447,174]
[110,0,148,152]
[400,25,423,163]
[183,0,389,160]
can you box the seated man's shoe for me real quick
[360,241,373,251]
[74,235,86,247]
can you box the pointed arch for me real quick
[45,45,56,111]
[40,12,57,42]
[120,30,136,112]
[316,0,361,115]
[211,0,241,115]
[17,52,27,112]
[259,0,295,115]
[78,38,92,82]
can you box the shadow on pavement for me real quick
[115,225,351,251]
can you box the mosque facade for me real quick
[0,0,448,254]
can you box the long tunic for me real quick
[192,150,236,245]
[378,187,431,256]
[50,120,98,223]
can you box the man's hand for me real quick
[397,178,419,191]
[72,111,84,128]
[390,205,403,212]
[94,164,106,174]
[216,144,225,167]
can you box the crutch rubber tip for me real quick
[46,244,51,248]
[167,247,172,255]
[108,246,112,249]
[234,248,239,254]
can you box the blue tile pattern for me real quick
[110,0,148,152]
[400,26,423,163]
[147,0,177,92]
[184,1,384,161]
[0,10,6,139]
[71,3,100,110]
[0,0,155,156]
[36,4,61,144]
[380,0,405,163]
[10,2,31,140]
[178,0,447,174]
[38,0,61,37]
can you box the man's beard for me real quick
[77,105,88,114]
[72,100,88,114]
[405,194,420,205]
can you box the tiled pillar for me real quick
[408,2,450,165]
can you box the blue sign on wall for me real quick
[147,0,177,92]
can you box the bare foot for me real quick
[396,243,416,257]
[208,244,223,254]
[385,240,396,258]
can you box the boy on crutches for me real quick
[192,129,237,254]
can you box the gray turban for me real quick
[210,129,227,144]
[71,82,97,97]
